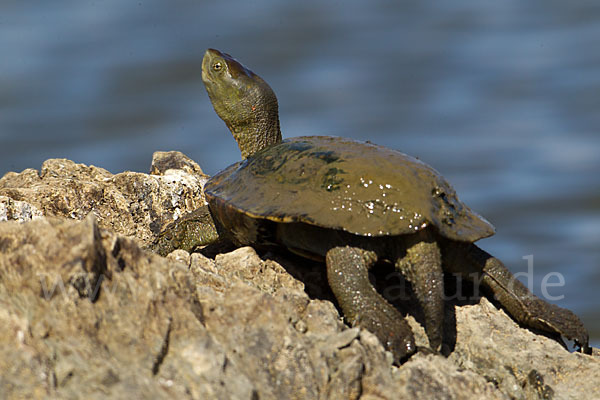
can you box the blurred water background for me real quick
[1,1,598,346]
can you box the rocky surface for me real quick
[0,151,207,248]
[0,154,598,399]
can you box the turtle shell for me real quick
[204,136,495,242]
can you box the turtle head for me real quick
[202,49,281,159]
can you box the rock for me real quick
[0,155,598,399]
[214,247,306,294]
[150,151,205,176]
[0,153,208,247]
[0,216,256,399]
[449,297,600,399]
[393,354,506,399]
[0,195,43,222]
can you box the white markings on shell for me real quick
[328,176,429,234]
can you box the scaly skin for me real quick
[326,246,416,361]
[394,231,444,351]
[202,49,281,159]
[442,240,589,352]
[153,206,218,256]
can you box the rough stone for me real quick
[0,155,598,399]
[394,354,506,399]
[0,153,208,247]
[0,217,255,399]
[449,297,600,399]
[0,195,44,222]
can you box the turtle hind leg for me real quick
[443,241,590,353]
[394,234,445,352]
[325,246,416,363]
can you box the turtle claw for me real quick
[526,298,590,354]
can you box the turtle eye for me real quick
[213,61,223,72]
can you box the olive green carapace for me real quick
[173,48,591,363]
[206,136,495,241]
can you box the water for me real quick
[1,1,598,346]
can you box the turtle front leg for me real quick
[442,241,590,353]
[326,246,416,363]
[152,206,220,256]
[394,233,445,352]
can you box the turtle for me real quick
[157,48,590,362]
